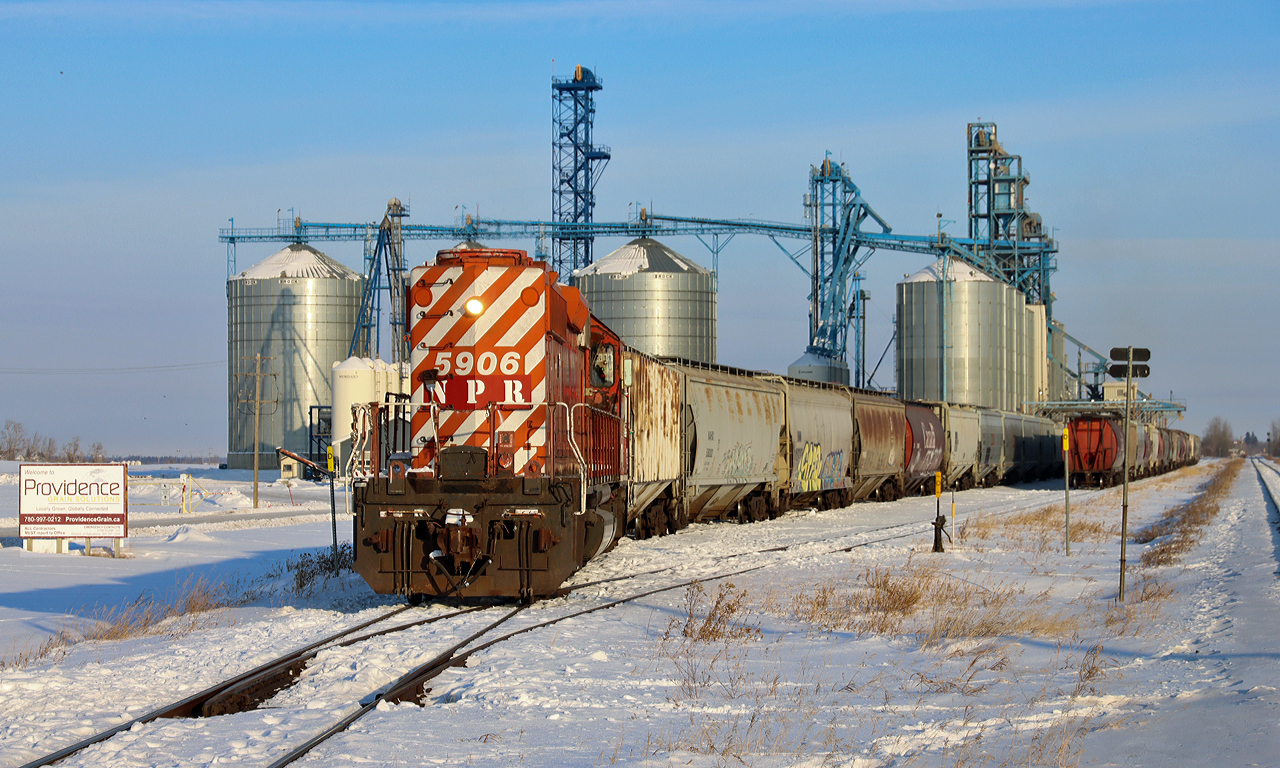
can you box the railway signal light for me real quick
[1110,347,1150,362]
[1108,363,1150,379]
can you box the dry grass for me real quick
[959,500,1117,555]
[1134,459,1242,567]
[0,542,357,671]
[259,542,355,598]
[0,575,242,672]
[783,556,1078,647]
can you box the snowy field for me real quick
[0,459,1275,767]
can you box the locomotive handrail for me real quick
[345,399,623,502]
[346,401,439,479]
[563,402,589,512]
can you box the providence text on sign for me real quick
[18,463,129,538]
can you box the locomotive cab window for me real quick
[590,343,616,388]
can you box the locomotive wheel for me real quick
[671,501,689,530]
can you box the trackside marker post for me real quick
[1063,426,1071,556]
[933,470,945,553]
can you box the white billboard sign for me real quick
[18,463,129,538]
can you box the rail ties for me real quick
[264,564,773,767]
[15,604,416,768]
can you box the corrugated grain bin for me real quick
[897,259,1040,411]
[574,237,716,364]
[227,243,362,470]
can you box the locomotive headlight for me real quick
[463,297,485,316]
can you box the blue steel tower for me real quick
[787,158,890,387]
[552,65,610,278]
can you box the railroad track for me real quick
[1251,456,1280,514]
[14,485,1105,767]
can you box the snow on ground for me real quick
[0,459,1276,767]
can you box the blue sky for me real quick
[1,0,1276,455]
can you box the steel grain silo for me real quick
[897,259,1042,411]
[574,237,716,364]
[227,244,363,469]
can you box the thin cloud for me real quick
[0,0,1163,25]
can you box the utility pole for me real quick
[237,354,277,509]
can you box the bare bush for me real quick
[259,542,355,598]
[61,436,82,463]
[1202,416,1234,457]
[0,420,26,460]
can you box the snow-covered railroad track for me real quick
[267,487,1129,765]
[1251,457,1280,511]
[13,605,413,767]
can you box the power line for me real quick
[0,361,225,375]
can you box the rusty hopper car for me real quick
[1067,417,1198,488]
[848,392,907,500]
[622,349,683,538]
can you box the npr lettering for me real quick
[439,376,532,409]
